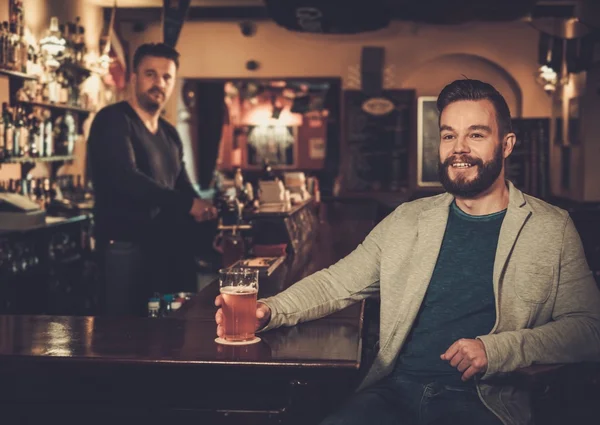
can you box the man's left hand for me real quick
[441,338,488,382]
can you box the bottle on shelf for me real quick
[0,104,5,162]
[3,103,14,159]
[28,113,41,158]
[34,178,44,209]
[42,110,53,157]
[12,105,24,158]
[0,23,6,68]
[4,22,15,70]
[17,24,27,73]
[74,19,86,65]
[58,70,69,104]
[47,71,60,103]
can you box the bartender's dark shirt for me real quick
[88,101,197,242]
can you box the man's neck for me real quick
[454,177,510,216]
[127,99,161,133]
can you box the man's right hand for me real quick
[189,198,218,222]
[215,295,272,337]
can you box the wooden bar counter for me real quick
[0,200,380,425]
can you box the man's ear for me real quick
[503,133,516,159]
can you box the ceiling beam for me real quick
[106,6,271,24]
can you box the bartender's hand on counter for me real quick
[214,295,272,337]
[189,198,218,222]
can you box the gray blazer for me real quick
[260,181,600,425]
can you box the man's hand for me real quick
[441,338,488,382]
[190,198,218,222]
[214,295,271,337]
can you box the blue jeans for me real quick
[319,374,503,425]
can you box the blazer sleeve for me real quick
[257,207,400,331]
[478,216,600,379]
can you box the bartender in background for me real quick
[87,43,217,316]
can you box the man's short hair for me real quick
[132,43,180,72]
[437,79,513,138]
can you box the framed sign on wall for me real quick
[417,96,441,187]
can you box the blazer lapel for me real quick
[493,182,532,294]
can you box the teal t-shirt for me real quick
[393,201,506,385]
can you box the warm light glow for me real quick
[245,105,303,127]
[535,65,558,93]
[44,322,73,357]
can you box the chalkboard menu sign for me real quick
[508,118,550,199]
[342,90,414,192]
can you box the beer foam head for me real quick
[220,286,258,295]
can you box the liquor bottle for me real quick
[48,72,60,103]
[0,23,5,68]
[19,177,28,197]
[1,22,10,69]
[42,178,55,208]
[64,112,76,155]
[17,106,29,157]
[12,106,23,157]
[0,105,5,162]
[6,22,16,70]
[29,178,38,203]
[74,18,86,65]
[28,114,40,158]
[43,111,53,157]
[3,103,13,158]
[34,178,44,209]
[17,25,27,73]
[62,22,72,63]
[58,71,69,104]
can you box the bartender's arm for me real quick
[171,132,217,222]
[89,108,216,221]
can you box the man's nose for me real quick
[453,136,470,154]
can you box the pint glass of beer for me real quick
[219,268,259,342]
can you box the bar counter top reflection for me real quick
[0,200,379,424]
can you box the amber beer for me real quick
[219,268,259,342]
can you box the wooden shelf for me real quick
[0,68,38,81]
[17,100,94,115]
[1,155,75,164]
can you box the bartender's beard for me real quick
[438,142,504,198]
[136,86,165,114]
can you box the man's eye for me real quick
[471,133,483,138]
[442,134,454,140]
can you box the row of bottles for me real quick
[58,16,87,67]
[147,293,191,318]
[0,7,88,74]
[1,10,92,109]
[18,66,90,109]
[0,1,26,73]
[0,174,90,209]
[0,19,29,73]
[0,103,77,161]
[0,176,57,210]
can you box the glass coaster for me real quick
[214,336,261,346]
